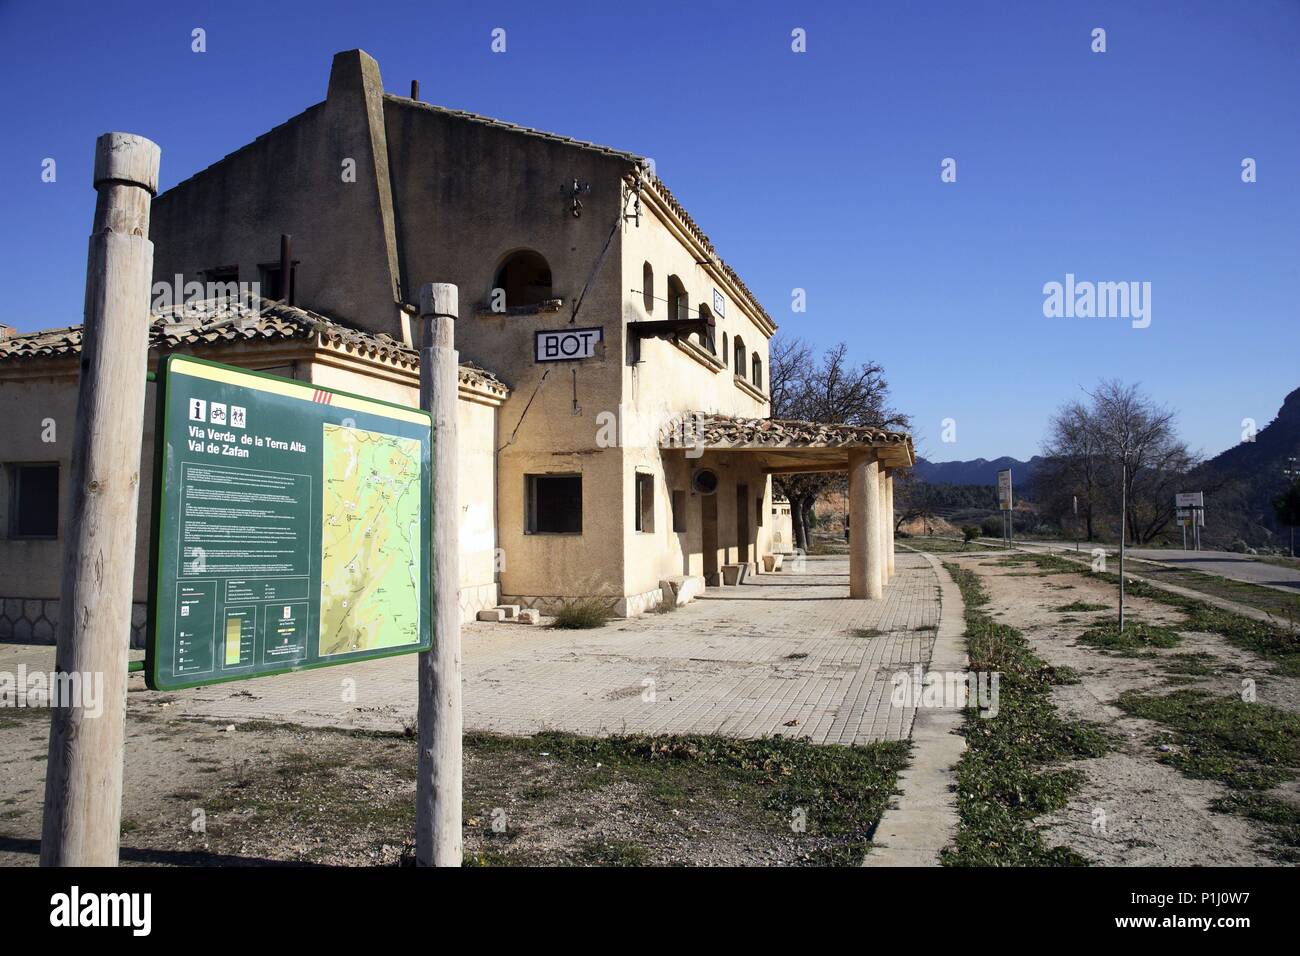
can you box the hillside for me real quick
[1189,386,1300,547]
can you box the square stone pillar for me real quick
[849,449,883,600]
[886,471,896,576]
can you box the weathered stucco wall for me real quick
[0,344,503,643]
[149,51,404,338]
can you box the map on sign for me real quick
[319,424,423,656]
[146,354,432,691]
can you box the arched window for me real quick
[642,261,654,314]
[722,331,729,363]
[666,275,688,323]
[751,354,763,390]
[493,250,552,308]
[698,303,715,353]
[733,336,746,378]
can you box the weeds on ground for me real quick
[1115,689,1300,791]
[1076,619,1183,655]
[551,597,613,629]
[940,563,1110,866]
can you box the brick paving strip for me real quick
[862,549,967,867]
[2,553,943,746]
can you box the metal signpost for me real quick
[997,468,1013,546]
[1174,491,1205,552]
[146,354,434,691]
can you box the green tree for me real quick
[1273,481,1300,557]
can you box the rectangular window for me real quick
[258,262,296,303]
[635,473,655,533]
[526,474,582,534]
[8,463,59,538]
[672,490,687,533]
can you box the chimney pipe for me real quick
[410,79,420,101]
[279,233,293,305]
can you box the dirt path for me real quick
[945,551,1299,866]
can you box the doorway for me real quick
[702,494,719,585]
[736,483,751,568]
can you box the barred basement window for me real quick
[672,490,687,533]
[526,474,582,534]
[635,472,655,533]
[8,463,59,539]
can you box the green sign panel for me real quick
[146,354,432,691]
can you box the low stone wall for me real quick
[1,597,148,649]
[3,589,492,649]
[499,589,666,619]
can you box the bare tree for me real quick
[768,336,910,552]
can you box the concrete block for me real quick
[515,609,540,625]
[659,575,705,607]
[495,604,520,621]
[477,608,506,623]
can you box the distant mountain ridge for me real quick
[913,455,1044,487]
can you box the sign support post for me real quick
[41,133,160,866]
[416,283,463,867]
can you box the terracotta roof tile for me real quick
[0,296,509,396]
[662,413,913,452]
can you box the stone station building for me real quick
[0,49,912,645]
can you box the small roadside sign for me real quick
[997,469,1013,511]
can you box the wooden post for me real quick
[40,132,159,867]
[415,282,463,866]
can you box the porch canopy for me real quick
[661,414,915,600]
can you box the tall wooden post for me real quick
[41,133,159,866]
[416,282,463,866]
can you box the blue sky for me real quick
[1,0,1296,462]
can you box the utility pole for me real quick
[41,133,160,866]
[415,282,463,866]
[1119,459,1127,633]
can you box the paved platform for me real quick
[1,552,941,746]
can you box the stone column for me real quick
[849,449,883,600]
[878,468,889,590]
[886,471,897,576]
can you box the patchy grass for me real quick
[994,553,1079,576]
[940,562,1110,867]
[1076,619,1184,655]
[1159,652,1238,678]
[1054,601,1109,613]
[1008,550,1300,676]
[1209,793,1300,863]
[1116,690,1300,791]
[1123,559,1300,622]
[910,536,998,554]
[150,723,909,867]
[551,597,613,630]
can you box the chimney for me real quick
[410,79,420,101]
